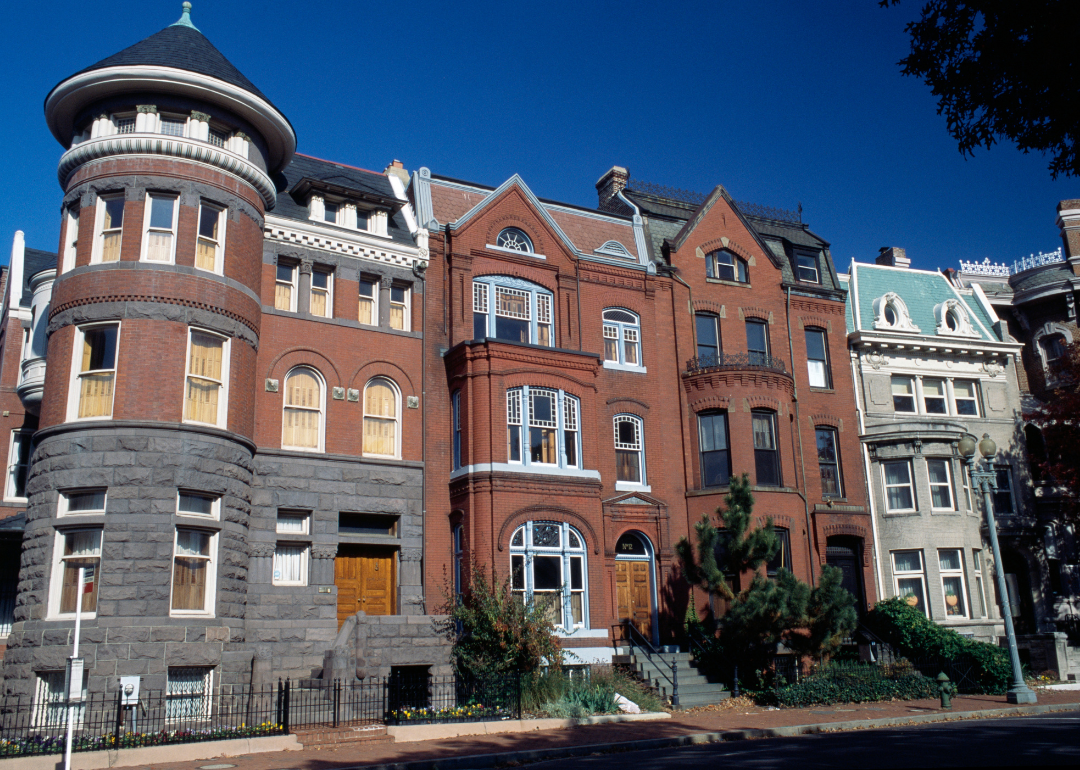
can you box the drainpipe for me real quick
[850,347,884,602]
[418,251,427,612]
[786,286,816,584]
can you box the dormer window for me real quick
[796,252,820,283]
[706,249,748,283]
[933,299,979,338]
[497,228,533,253]
[323,201,340,224]
[872,292,920,332]
[356,210,369,230]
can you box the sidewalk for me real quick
[122,689,1080,770]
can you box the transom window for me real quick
[698,411,730,488]
[282,367,323,451]
[602,309,641,367]
[614,415,645,485]
[496,227,533,253]
[510,521,587,630]
[883,460,915,511]
[705,249,748,283]
[473,277,553,347]
[892,550,928,617]
[507,386,580,469]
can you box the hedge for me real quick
[765,660,934,707]
[864,598,1011,694]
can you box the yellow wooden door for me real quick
[335,547,396,628]
[615,561,652,638]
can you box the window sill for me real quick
[3,496,28,504]
[557,628,608,639]
[450,463,601,481]
[48,612,98,622]
[615,481,651,493]
[603,360,647,374]
[808,387,835,394]
[485,244,546,259]
[169,611,216,619]
[705,277,751,288]
[272,582,309,588]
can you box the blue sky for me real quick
[1,0,1073,272]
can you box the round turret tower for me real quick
[4,3,295,697]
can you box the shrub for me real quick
[764,660,934,707]
[522,667,664,717]
[865,598,1011,694]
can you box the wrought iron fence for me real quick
[908,656,989,694]
[0,674,522,757]
[685,351,788,375]
[0,683,283,758]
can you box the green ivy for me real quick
[864,598,1011,694]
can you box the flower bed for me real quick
[386,704,515,725]
[0,721,282,757]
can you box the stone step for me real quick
[675,691,731,708]
[292,723,392,749]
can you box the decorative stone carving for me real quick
[136,104,158,114]
[379,275,393,289]
[332,387,345,400]
[190,110,211,122]
[347,388,360,402]
[299,258,313,275]
[400,548,423,562]
[265,378,279,392]
[407,396,419,409]
[312,544,339,559]
[250,543,276,558]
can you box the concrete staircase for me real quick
[613,648,730,709]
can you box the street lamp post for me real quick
[958,433,1037,705]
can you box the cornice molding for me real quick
[265,215,425,270]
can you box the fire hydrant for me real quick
[937,672,956,710]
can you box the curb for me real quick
[342,702,1080,770]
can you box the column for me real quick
[311,544,338,585]
[298,258,313,315]
[379,275,392,327]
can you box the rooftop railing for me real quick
[959,247,1064,278]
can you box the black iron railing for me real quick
[623,620,679,707]
[685,352,788,375]
[0,674,522,758]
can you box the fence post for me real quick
[333,679,341,728]
[275,679,282,728]
[671,658,679,708]
[733,665,739,698]
[113,686,124,747]
[283,678,290,734]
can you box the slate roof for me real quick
[65,21,271,105]
[848,262,1000,342]
[839,277,854,334]
[22,249,58,306]
[276,155,413,246]
[1010,263,1074,293]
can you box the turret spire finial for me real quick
[171,2,200,31]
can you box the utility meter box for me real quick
[120,676,141,706]
[65,658,84,702]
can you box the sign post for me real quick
[63,565,93,770]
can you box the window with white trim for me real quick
[195,203,225,273]
[63,206,79,273]
[891,376,915,413]
[953,380,979,416]
[275,263,297,312]
[972,549,988,618]
[159,116,187,137]
[33,670,87,728]
[282,367,324,451]
[922,378,947,414]
[603,309,641,367]
[363,377,400,458]
[496,227,533,252]
[94,195,124,263]
[796,251,820,283]
[938,549,968,618]
[389,285,410,331]
[816,427,843,498]
[184,330,228,427]
[358,278,378,325]
[58,489,106,517]
[510,521,587,630]
[177,491,219,520]
[71,324,118,420]
[892,550,928,617]
[706,249,748,282]
[273,542,308,586]
[277,511,310,535]
[883,460,915,511]
[473,277,553,346]
[50,529,101,618]
[5,430,32,501]
[166,667,213,723]
[506,387,580,469]
[171,528,215,615]
[805,328,831,388]
[614,415,645,485]
[927,459,954,510]
[311,268,333,318]
[142,193,178,263]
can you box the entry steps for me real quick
[613,648,730,709]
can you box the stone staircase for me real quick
[613,647,730,709]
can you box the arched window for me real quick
[614,415,645,486]
[872,293,920,332]
[473,276,553,346]
[363,377,400,458]
[510,521,587,630]
[706,249,748,283]
[934,298,978,337]
[506,386,579,469]
[602,309,641,368]
[496,227,533,253]
[282,367,323,450]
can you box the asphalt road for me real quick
[524,711,1080,769]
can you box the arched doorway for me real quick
[615,531,657,645]
[825,536,866,615]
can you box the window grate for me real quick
[166,667,213,722]
[506,389,522,426]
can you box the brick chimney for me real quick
[876,247,910,269]
[596,166,631,214]
[1057,200,1080,274]
[383,159,409,185]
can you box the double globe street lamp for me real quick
[958,433,1037,704]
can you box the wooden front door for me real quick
[335,546,396,628]
[615,560,652,638]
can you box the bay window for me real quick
[953,380,979,416]
[891,376,915,412]
[72,324,118,420]
[922,378,947,414]
[938,549,968,618]
[927,459,954,510]
[506,386,580,470]
[892,550,928,616]
[883,460,915,511]
[195,203,225,273]
[95,196,124,263]
[52,529,101,617]
[510,521,587,630]
[142,193,178,263]
[184,330,228,427]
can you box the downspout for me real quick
[850,347,884,602]
[418,254,427,610]
[787,286,816,584]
